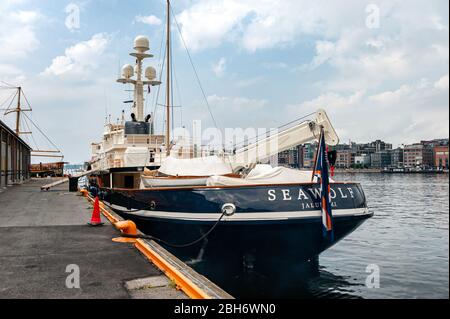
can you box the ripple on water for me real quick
[316,173,449,299]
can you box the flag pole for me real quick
[311,126,324,182]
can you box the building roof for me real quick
[0,119,32,150]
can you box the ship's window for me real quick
[124,176,134,189]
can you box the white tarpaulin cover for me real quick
[206,164,333,186]
[124,147,149,167]
[159,156,233,177]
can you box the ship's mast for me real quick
[135,50,144,121]
[165,0,171,156]
[3,86,32,135]
[1,85,63,159]
[15,86,21,135]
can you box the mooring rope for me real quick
[100,198,227,248]
[120,211,226,248]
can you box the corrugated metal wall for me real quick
[0,120,31,188]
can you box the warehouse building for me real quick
[0,119,31,189]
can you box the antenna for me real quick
[117,37,161,121]
[117,59,121,79]
[104,89,108,123]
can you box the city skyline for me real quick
[277,137,449,170]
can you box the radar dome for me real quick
[145,66,157,80]
[134,35,150,53]
[121,64,134,79]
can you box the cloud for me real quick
[175,0,372,52]
[0,64,25,83]
[434,74,449,90]
[286,75,449,146]
[41,33,110,77]
[176,0,449,99]
[303,28,447,92]
[302,40,336,70]
[207,95,268,111]
[212,57,226,77]
[235,76,265,88]
[176,0,252,51]
[177,94,270,132]
[10,10,41,23]
[261,62,288,70]
[135,15,162,26]
[0,0,28,11]
[368,85,412,104]
[0,26,39,59]
[0,7,41,60]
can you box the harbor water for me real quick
[186,173,449,299]
[314,172,449,299]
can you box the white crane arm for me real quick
[229,109,339,170]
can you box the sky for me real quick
[0,0,448,163]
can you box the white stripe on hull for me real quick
[110,205,371,222]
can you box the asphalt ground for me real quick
[0,179,180,299]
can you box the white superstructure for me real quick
[90,36,166,171]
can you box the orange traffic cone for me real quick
[88,196,104,226]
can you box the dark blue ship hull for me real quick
[102,183,372,274]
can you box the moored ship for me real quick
[89,0,373,295]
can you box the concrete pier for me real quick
[0,178,187,299]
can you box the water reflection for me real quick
[187,256,365,299]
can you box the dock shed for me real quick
[0,119,31,188]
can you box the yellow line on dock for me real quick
[80,190,211,299]
[134,239,211,299]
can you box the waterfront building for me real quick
[302,143,317,168]
[370,150,392,168]
[334,143,351,151]
[0,120,32,189]
[403,143,434,168]
[354,154,371,167]
[296,145,303,168]
[434,145,449,169]
[421,138,449,148]
[355,140,392,156]
[372,140,392,152]
[391,147,404,168]
[335,149,354,168]
[278,146,302,168]
[356,144,376,156]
